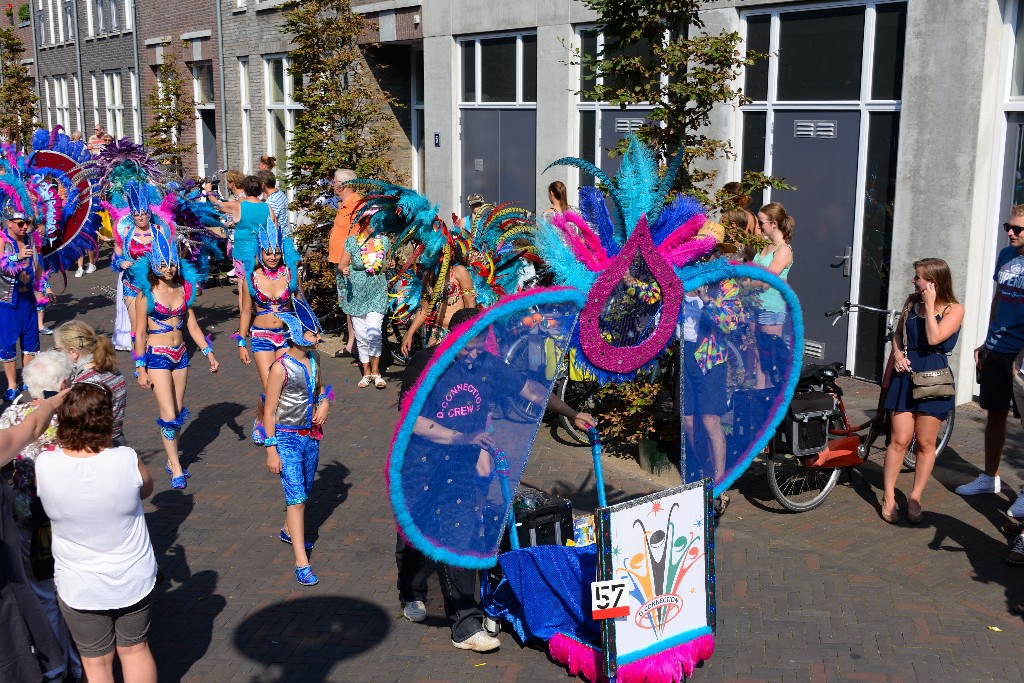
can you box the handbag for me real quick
[28,497,54,581]
[901,303,955,400]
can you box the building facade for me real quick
[15,0,1024,403]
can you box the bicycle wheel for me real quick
[384,320,413,366]
[556,376,599,445]
[903,407,955,470]
[767,454,841,512]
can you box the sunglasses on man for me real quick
[1004,223,1024,235]
[8,220,27,228]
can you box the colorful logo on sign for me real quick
[615,500,704,638]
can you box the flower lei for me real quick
[359,236,386,276]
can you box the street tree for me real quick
[578,0,790,216]
[0,27,37,148]
[283,0,404,317]
[144,42,195,175]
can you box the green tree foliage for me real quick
[18,4,30,23]
[143,43,195,175]
[579,0,790,207]
[283,0,403,318]
[0,27,37,148]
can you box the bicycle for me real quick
[765,301,955,512]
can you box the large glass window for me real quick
[239,58,252,173]
[103,70,123,138]
[854,112,900,378]
[93,0,103,33]
[740,111,767,209]
[744,15,770,101]
[776,6,865,101]
[64,1,74,42]
[264,55,301,169]
[872,3,906,100]
[1012,1,1024,98]
[54,76,70,129]
[193,63,215,105]
[459,33,537,105]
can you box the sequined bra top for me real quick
[423,280,464,327]
[275,353,317,429]
[252,268,292,315]
[127,232,152,260]
[148,282,191,334]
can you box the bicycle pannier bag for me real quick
[773,391,836,457]
[910,367,955,400]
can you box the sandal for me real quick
[374,374,387,389]
[332,349,347,358]
[713,493,729,518]
[358,375,372,388]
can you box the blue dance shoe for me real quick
[279,528,314,551]
[165,463,191,478]
[294,565,318,586]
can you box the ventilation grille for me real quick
[794,120,837,139]
[614,118,645,133]
[804,339,826,360]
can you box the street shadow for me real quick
[305,460,352,544]
[922,509,1024,619]
[150,570,227,683]
[233,596,391,683]
[179,401,247,470]
[45,294,113,327]
[145,489,195,585]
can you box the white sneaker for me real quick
[452,630,500,652]
[84,263,96,274]
[1009,491,1024,518]
[74,267,84,278]
[402,600,426,622]
[955,473,1001,496]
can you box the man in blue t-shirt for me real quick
[957,207,1024,510]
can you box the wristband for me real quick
[237,337,247,348]
[135,358,146,368]
[201,346,213,356]
[264,436,278,447]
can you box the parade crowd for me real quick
[2,125,1024,683]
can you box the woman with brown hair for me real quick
[880,258,963,524]
[753,202,795,387]
[544,181,572,217]
[35,382,158,683]
[258,155,277,172]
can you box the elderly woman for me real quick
[55,321,128,446]
[35,383,158,683]
[0,350,81,682]
[338,213,391,388]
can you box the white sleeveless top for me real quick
[35,446,157,610]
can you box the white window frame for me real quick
[64,1,74,42]
[103,70,124,138]
[90,73,99,128]
[73,74,82,131]
[411,48,424,192]
[54,76,70,129]
[48,0,59,43]
[129,67,141,142]
[93,0,103,34]
[43,79,52,128]
[85,0,93,36]
[107,0,118,31]
[239,57,252,173]
[457,32,537,107]
[192,63,216,177]
[263,54,301,172]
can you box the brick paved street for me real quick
[41,256,1024,682]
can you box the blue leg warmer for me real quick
[156,407,190,440]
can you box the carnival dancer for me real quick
[262,299,330,586]
[0,208,45,401]
[132,226,219,489]
[236,216,304,444]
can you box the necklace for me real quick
[262,264,286,280]
[358,234,385,276]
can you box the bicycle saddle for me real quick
[799,362,845,385]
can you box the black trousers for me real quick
[395,534,483,642]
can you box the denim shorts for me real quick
[758,310,786,326]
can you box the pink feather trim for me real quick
[551,211,609,271]
[658,235,718,268]
[548,634,606,682]
[548,632,715,683]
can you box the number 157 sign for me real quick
[591,579,630,619]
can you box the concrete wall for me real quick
[889,0,1006,402]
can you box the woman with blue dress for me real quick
[881,258,964,524]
